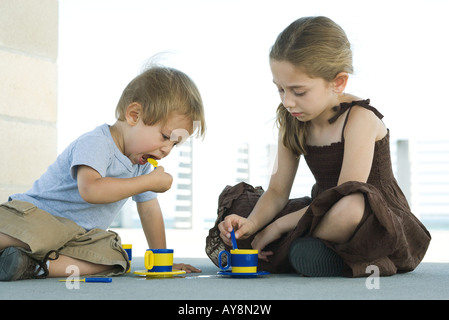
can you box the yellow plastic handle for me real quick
[144,250,154,270]
[147,158,158,167]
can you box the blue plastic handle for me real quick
[84,277,112,283]
[230,229,238,250]
[218,250,231,271]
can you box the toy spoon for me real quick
[230,229,238,250]
[147,158,158,167]
[59,277,112,283]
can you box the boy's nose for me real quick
[160,144,174,157]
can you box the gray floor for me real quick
[1,257,448,300]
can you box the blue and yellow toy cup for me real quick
[144,249,174,272]
[122,244,132,273]
[218,249,258,273]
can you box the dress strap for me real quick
[328,99,384,124]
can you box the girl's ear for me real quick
[332,72,349,94]
[125,103,142,125]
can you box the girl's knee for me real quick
[332,193,365,226]
[312,193,366,243]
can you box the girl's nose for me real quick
[282,92,295,109]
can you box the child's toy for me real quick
[147,158,158,167]
[230,229,238,250]
[134,269,186,278]
[59,277,112,283]
[122,244,132,273]
[218,249,258,274]
[134,248,186,278]
[144,248,173,272]
[217,248,270,278]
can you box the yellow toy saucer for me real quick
[134,269,186,278]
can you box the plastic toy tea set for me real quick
[59,232,269,283]
[130,230,270,279]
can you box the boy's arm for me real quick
[137,199,167,249]
[137,199,201,273]
[76,165,172,204]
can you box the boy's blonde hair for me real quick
[270,16,353,157]
[116,66,206,138]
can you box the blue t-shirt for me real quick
[10,124,157,230]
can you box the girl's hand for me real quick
[251,221,283,262]
[218,214,257,247]
[147,166,173,193]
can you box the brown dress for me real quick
[205,99,431,277]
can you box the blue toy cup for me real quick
[218,249,258,273]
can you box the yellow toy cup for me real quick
[218,249,258,274]
[144,249,174,272]
[122,244,132,273]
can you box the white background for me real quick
[58,0,449,228]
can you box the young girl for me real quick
[0,65,206,281]
[206,16,431,277]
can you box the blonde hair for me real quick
[116,66,206,138]
[270,16,353,157]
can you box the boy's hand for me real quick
[173,262,202,273]
[147,166,173,192]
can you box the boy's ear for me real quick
[125,103,142,125]
[332,72,349,94]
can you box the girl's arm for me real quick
[250,205,309,260]
[76,165,173,204]
[246,138,300,231]
[338,106,387,185]
[220,135,300,242]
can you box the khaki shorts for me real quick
[0,200,129,276]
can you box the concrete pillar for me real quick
[0,0,59,201]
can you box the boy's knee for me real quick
[0,232,31,251]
